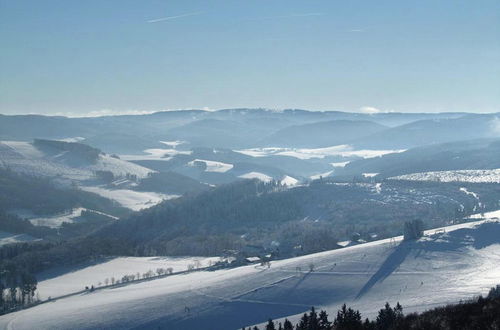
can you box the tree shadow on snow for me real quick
[355,222,500,299]
[355,241,413,299]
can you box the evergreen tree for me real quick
[363,318,375,330]
[333,304,362,330]
[283,319,294,330]
[309,307,320,330]
[296,312,310,330]
[265,319,276,330]
[318,310,332,330]
[375,302,403,329]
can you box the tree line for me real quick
[247,285,500,330]
[0,261,38,315]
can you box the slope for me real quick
[0,219,498,330]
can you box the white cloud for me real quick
[147,11,201,23]
[359,106,381,114]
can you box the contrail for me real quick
[147,11,201,23]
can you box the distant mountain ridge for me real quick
[0,110,475,153]
[337,138,500,178]
[261,119,388,147]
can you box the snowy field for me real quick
[468,209,500,220]
[1,219,498,330]
[390,169,500,183]
[79,186,177,211]
[238,172,273,182]
[24,207,118,228]
[236,145,405,160]
[330,161,350,167]
[0,231,39,246]
[238,173,299,186]
[280,175,299,186]
[187,159,234,173]
[120,147,191,161]
[36,256,220,299]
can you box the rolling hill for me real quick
[336,139,500,178]
[352,114,500,149]
[260,120,388,148]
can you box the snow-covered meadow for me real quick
[36,256,220,299]
[236,145,405,160]
[79,186,177,211]
[1,219,498,330]
[0,232,39,247]
[187,159,234,173]
[17,207,118,228]
[120,147,192,161]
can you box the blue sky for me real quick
[1,0,499,115]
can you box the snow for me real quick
[0,231,39,246]
[187,159,234,173]
[80,186,177,211]
[120,148,191,161]
[1,219,498,330]
[467,209,500,220]
[236,145,405,160]
[26,207,118,228]
[36,256,220,300]
[280,175,299,186]
[0,141,153,181]
[58,137,85,143]
[330,161,350,168]
[390,169,500,183]
[245,257,261,263]
[159,140,185,148]
[238,172,273,182]
[460,187,479,199]
[89,154,152,179]
[362,173,379,178]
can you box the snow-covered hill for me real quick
[0,140,172,212]
[0,141,152,182]
[1,218,499,330]
[389,168,500,183]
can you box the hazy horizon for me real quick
[2,107,500,119]
[1,0,499,115]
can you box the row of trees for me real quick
[252,302,403,330]
[86,264,210,292]
[0,262,38,315]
